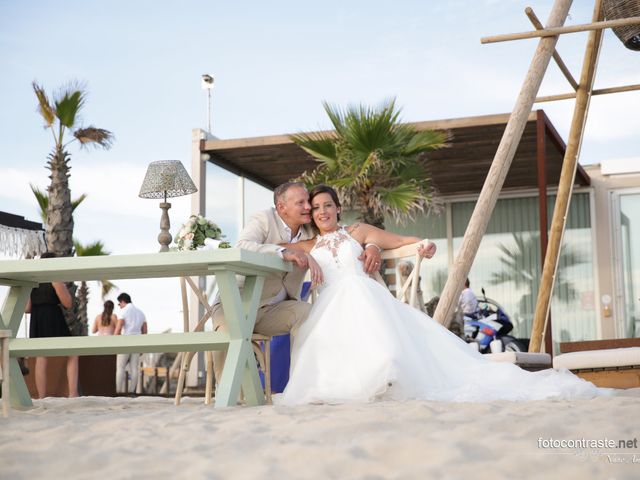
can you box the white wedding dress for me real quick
[277,227,604,405]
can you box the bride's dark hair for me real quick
[309,184,341,223]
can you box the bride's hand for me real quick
[418,241,437,259]
[307,254,324,287]
[359,244,382,274]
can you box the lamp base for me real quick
[158,202,172,252]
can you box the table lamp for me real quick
[139,160,197,252]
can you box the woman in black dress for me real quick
[25,253,79,398]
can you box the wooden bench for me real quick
[0,249,289,409]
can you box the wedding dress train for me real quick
[277,228,604,405]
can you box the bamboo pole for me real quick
[481,16,640,44]
[526,7,579,90]
[434,0,573,328]
[535,83,640,103]
[530,0,604,353]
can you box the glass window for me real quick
[619,193,640,337]
[450,193,596,349]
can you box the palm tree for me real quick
[291,98,448,229]
[30,184,87,224]
[74,240,116,335]
[32,81,113,257]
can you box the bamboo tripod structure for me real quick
[433,0,640,353]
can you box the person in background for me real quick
[92,300,117,336]
[114,293,147,394]
[25,252,79,398]
[459,278,479,318]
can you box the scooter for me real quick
[463,288,527,353]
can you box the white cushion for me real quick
[484,351,551,366]
[553,347,640,370]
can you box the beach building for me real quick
[189,109,640,352]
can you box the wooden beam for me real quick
[535,83,640,103]
[481,15,640,44]
[536,110,554,356]
[526,7,579,90]
[530,0,604,353]
[433,0,573,329]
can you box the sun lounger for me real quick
[553,347,640,388]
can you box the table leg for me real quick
[1,333,9,417]
[214,271,264,407]
[1,285,34,408]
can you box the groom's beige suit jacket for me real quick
[235,207,315,306]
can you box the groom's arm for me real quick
[237,211,310,269]
[236,211,281,254]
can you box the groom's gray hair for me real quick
[273,181,307,205]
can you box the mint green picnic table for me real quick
[0,249,289,408]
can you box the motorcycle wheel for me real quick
[501,335,526,352]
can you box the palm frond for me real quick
[376,183,426,215]
[342,99,401,158]
[55,89,85,128]
[403,129,450,155]
[322,101,348,136]
[29,184,49,222]
[74,239,110,257]
[101,279,117,299]
[71,193,88,212]
[73,127,114,149]
[290,132,337,165]
[32,82,56,127]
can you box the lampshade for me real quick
[139,160,197,199]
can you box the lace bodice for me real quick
[311,227,368,288]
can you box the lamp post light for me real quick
[201,74,214,134]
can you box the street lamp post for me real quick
[201,74,214,134]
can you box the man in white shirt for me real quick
[459,278,479,318]
[114,292,148,394]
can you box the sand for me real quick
[1,392,639,479]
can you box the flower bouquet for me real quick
[174,214,230,251]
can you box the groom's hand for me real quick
[282,248,309,269]
[360,244,382,274]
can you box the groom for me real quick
[211,181,382,383]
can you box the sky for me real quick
[1,0,639,334]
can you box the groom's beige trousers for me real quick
[212,300,311,384]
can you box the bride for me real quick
[276,185,603,405]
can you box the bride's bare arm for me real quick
[349,223,436,259]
